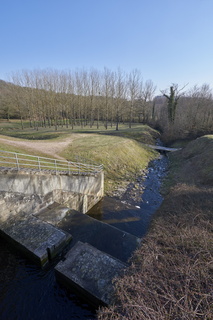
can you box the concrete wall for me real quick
[0,171,104,213]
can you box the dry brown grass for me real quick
[98,138,213,320]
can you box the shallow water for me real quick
[0,154,168,320]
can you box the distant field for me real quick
[0,119,158,143]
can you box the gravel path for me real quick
[0,135,82,159]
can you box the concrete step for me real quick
[38,205,140,305]
[55,241,127,306]
[57,210,141,263]
[34,202,72,225]
[0,211,72,267]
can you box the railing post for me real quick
[68,161,70,175]
[55,159,57,174]
[15,153,19,170]
[38,156,41,171]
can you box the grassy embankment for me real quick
[0,120,159,194]
[98,135,213,320]
[60,133,158,194]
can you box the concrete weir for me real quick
[0,210,71,267]
[38,204,141,305]
[48,208,141,263]
[55,241,127,306]
[0,169,104,213]
[0,193,140,305]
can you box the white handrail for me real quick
[0,150,103,175]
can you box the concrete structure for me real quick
[55,241,127,306]
[37,206,141,263]
[34,202,72,225]
[146,144,182,152]
[0,153,142,306]
[0,192,141,304]
[0,209,72,267]
[0,169,104,213]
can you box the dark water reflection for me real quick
[0,155,168,320]
[88,197,148,238]
[0,239,96,320]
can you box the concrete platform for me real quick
[34,202,72,225]
[55,241,127,306]
[0,211,72,267]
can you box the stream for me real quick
[0,154,169,320]
[88,154,169,238]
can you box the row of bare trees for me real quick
[5,68,156,130]
[0,68,212,140]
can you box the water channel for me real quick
[0,154,169,320]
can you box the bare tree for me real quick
[186,83,213,134]
[128,69,142,128]
[114,68,127,130]
[87,68,100,128]
[8,71,27,129]
[139,80,156,123]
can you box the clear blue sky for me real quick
[1,0,213,93]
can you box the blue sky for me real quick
[1,0,213,93]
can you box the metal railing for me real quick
[0,150,103,175]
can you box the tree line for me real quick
[1,68,156,131]
[0,68,212,140]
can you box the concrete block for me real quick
[0,211,72,267]
[55,241,127,306]
[34,202,71,224]
[0,171,104,198]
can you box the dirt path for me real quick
[0,135,82,159]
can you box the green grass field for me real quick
[0,119,159,142]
